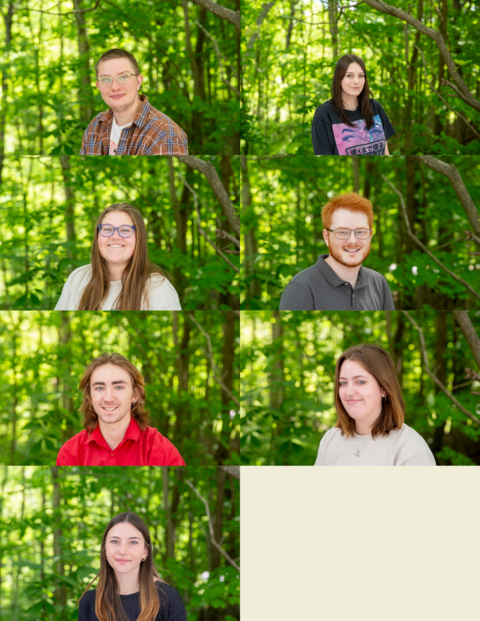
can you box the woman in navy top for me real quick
[312,54,395,156]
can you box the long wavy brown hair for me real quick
[77,203,166,311]
[80,353,150,433]
[331,54,374,130]
[334,344,405,439]
[79,512,165,621]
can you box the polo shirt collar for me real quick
[84,416,142,449]
[316,254,368,290]
[97,94,150,129]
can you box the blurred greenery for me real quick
[240,310,480,465]
[1,0,240,156]
[0,465,240,621]
[242,0,480,155]
[0,155,239,310]
[0,310,239,466]
[241,155,480,310]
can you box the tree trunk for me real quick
[51,466,66,607]
[60,156,76,262]
[72,0,94,124]
[241,156,261,301]
[431,311,447,453]
[328,0,338,58]
[216,311,236,463]
[0,2,14,186]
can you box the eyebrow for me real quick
[339,375,368,380]
[92,380,128,387]
[108,536,142,540]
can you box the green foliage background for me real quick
[0,310,239,466]
[0,156,239,311]
[242,0,480,155]
[0,465,240,621]
[240,310,480,466]
[2,0,240,156]
[241,155,480,310]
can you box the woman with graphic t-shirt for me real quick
[311,54,395,156]
[315,344,436,466]
[55,203,181,310]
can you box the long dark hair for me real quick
[334,344,405,439]
[77,203,167,311]
[79,512,164,621]
[331,54,374,130]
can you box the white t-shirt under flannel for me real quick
[109,115,132,155]
[315,424,436,466]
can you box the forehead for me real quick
[90,363,133,385]
[97,57,136,77]
[345,62,364,74]
[339,359,375,379]
[107,522,144,540]
[101,210,134,227]
[330,208,369,229]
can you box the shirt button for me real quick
[353,294,355,297]
[111,453,114,456]
[345,283,348,285]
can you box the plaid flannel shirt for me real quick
[80,95,188,155]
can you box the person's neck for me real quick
[107,262,126,282]
[112,96,142,127]
[324,255,362,288]
[98,412,132,450]
[354,423,372,436]
[341,94,359,111]
[115,568,140,595]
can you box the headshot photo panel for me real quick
[0,465,240,621]
[0,310,239,467]
[243,0,480,156]
[240,155,480,311]
[240,310,480,466]
[0,155,240,311]
[5,1,240,156]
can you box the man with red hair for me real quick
[279,193,395,310]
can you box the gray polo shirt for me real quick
[279,254,395,310]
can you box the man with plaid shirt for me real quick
[80,49,188,156]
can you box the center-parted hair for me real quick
[331,54,374,130]
[334,343,405,439]
[79,512,164,621]
[321,193,374,230]
[77,203,167,311]
[79,353,149,433]
[95,49,140,77]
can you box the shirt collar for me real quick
[84,416,142,447]
[316,254,368,290]
[97,94,150,128]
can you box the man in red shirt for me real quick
[56,353,185,466]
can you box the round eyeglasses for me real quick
[326,228,372,240]
[98,224,136,238]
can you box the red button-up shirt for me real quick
[56,417,185,466]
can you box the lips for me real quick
[116,559,130,564]
[343,247,360,253]
[102,406,118,411]
[110,94,125,100]
[347,400,362,404]
[108,244,124,248]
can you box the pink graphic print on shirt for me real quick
[332,114,386,155]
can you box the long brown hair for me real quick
[334,344,405,439]
[77,203,166,310]
[331,54,374,130]
[79,512,164,621]
[79,353,150,433]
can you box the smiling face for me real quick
[105,521,148,577]
[323,208,372,268]
[90,364,138,426]
[340,62,365,101]
[338,359,387,433]
[96,57,143,113]
[98,210,136,278]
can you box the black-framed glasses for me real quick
[97,72,139,86]
[98,224,136,238]
[326,228,372,240]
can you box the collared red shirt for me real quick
[56,417,185,466]
[80,94,188,156]
[279,254,395,311]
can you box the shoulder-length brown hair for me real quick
[334,344,404,439]
[79,512,165,621]
[331,54,374,130]
[77,203,167,311]
[79,353,150,433]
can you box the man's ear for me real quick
[322,229,329,247]
[136,74,144,90]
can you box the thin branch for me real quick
[402,311,480,424]
[219,465,240,480]
[175,171,239,273]
[187,313,240,407]
[186,479,240,572]
[18,0,101,16]
[244,154,297,160]
[195,21,240,97]
[276,1,363,25]
[465,231,480,247]
[382,174,480,301]
[453,311,480,369]
[415,45,480,139]
[187,0,240,31]
[216,228,240,248]
[246,1,277,51]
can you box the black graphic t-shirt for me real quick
[311,99,395,155]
